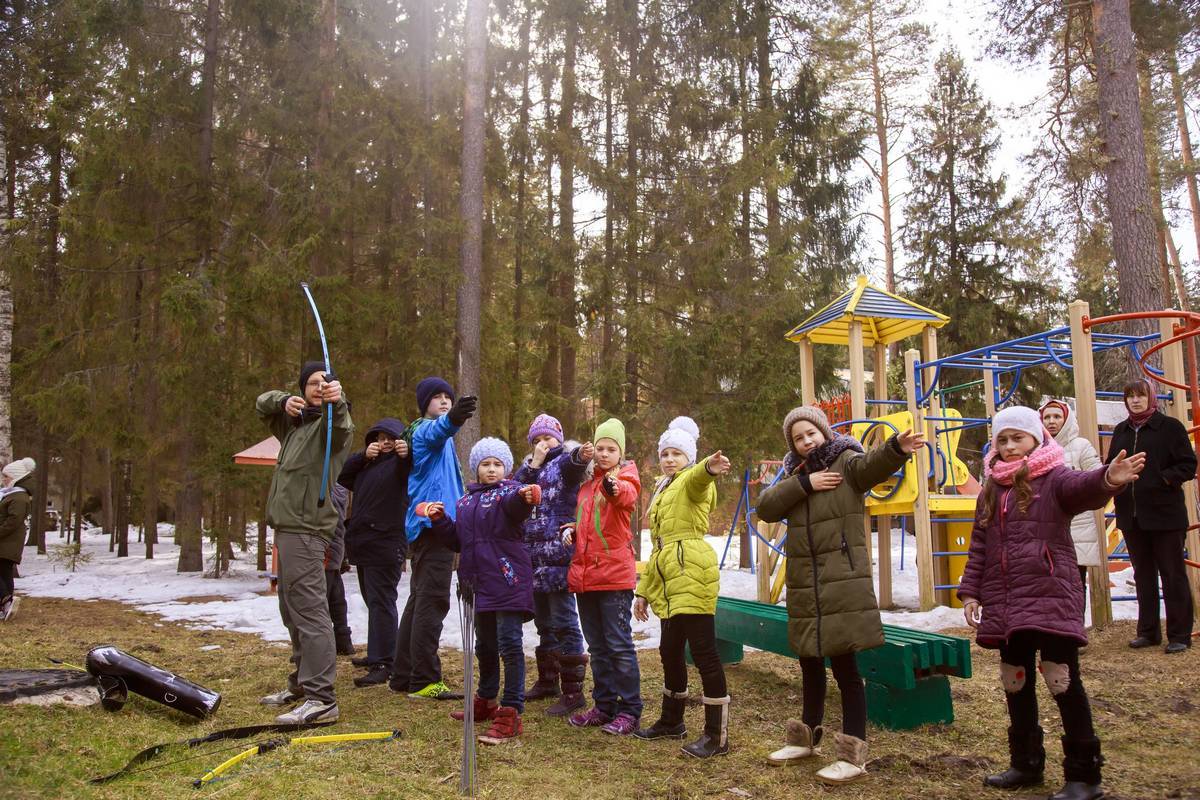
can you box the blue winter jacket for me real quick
[513,444,588,593]
[337,417,411,565]
[405,414,465,542]
[431,480,535,618]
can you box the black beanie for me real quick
[299,361,327,394]
[416,376,455,415]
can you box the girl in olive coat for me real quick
[633,417,732,758]
[757,406,923,785]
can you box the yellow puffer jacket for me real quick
[635,457,719,618]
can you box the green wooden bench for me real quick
[706,596,972,730]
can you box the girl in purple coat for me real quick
[426,437,539,745]
[513,414,594,716]
[959,406,1144,800]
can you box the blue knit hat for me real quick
[470,437,514,478]
[416,376,455,415]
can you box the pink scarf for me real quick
[984,430,1065,485]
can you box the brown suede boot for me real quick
[525,647,561,701]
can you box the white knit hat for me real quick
[469,437,514,478]
[657,416,700,465]
[991,406,1046,451]
[2,457,35,483]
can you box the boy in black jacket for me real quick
[338,418,412,686]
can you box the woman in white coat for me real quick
[1040,400,1104,597]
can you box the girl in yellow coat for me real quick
[633,417,732,757]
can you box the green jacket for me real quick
[636,457,719,618]
[257,390,354,539]
[756,440,906,658]
[0,475,33,563]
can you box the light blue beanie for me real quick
[470,437,514,478]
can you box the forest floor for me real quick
[2,597,1199,800]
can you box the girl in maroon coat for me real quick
[959,406,1144,800]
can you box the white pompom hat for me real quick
[657,416,700,465]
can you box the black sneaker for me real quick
[1165,642,1191,654]
[1128,636,1161,649]
[354,665,391,688]
[351,656,371,668]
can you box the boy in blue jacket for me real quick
[389,377,477,699]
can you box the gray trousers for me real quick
[277,532,337,704]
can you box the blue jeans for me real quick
[576,590,642,718]
[476,610,527,712]
[357,562,401,667]
[533,590,585,654]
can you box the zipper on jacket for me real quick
[806,503,823,657]
[656,551,671,617]
[841,531,855,570]
[1130,426,1138,517]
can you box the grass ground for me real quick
[1,596,1198,800]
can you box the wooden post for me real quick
[756,521,772,604]
[875,342,892,608]
[983,358,998,421]
[906,349,936,611]
[1158,315,1200,611]
[798,338,816,405]
[848,321,873,567]
[1069,300,1113,627]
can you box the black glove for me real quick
[448,395,478,426]
[602,474,618,497]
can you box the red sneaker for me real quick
[478,706,523,745]
[451,695,499,723]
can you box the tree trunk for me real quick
[600,0,619,413]
[868,4,896,294]
[510,7,532,436]
[311,0,336,277]
[1090,0,1165,375]
[177,433,204,572]
[1136,53,1175,306]
[100,447,113,536]
[456,0,488,458]
[71,451,83,544]
[1168,51,1200,278]
[558,0,579,432]
[623,0,641,415]
[117,461,131,558]
[29,430,48,553]
[540,59,560,401]
[197,0,220,272]
[112,457,126,555]
[257,517,268,571]
[756,0,780,253]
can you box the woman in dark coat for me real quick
[1106,378,1198,653]
[0,457,36,621]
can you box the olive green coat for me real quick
[756,441,907,658]
[0,475,34,564]
[257,390,354,539]
[636,457,719,618]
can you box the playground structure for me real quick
[737,276,1200,626]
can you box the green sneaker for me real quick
[408,681,463,701]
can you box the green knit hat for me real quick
[593,417,626,454]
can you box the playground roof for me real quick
[233,436,279,466]
[785,276,949,346]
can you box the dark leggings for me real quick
[659,613,727,698]
[0,558,13,600]
[999,630,1094,739]
[799,653,867,740]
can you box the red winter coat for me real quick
[958,466,1120,648]
[569,460,641,593]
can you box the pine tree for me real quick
[902,49,1054,359]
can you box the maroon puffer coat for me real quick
[957,466,1120,648]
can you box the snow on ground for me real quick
[15,524,1140,655]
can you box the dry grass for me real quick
[1,596,1199,800]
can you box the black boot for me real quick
[984,726,1045,789]
[526,647,561,701]
[1049,736,1103,800]
[353,665,390,688]
[335,629,355,656]
[681,695,730,758]
[635,688,688,740]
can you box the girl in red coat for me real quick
[959,406,1144,800]
[564,417,643,736]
